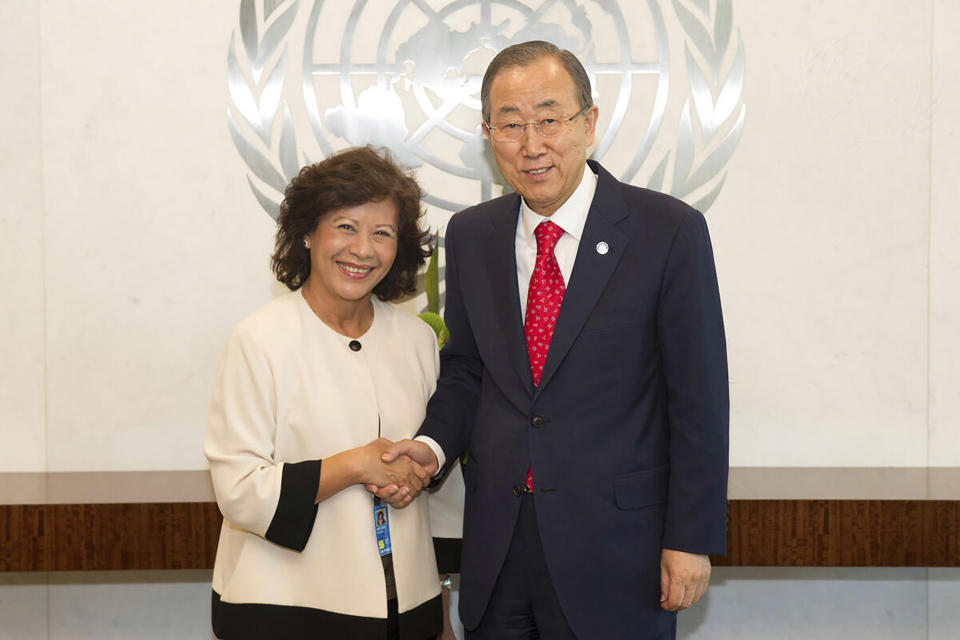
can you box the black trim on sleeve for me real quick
[264,459,323,551]
[432,537,462,574]
[212,590,442,640]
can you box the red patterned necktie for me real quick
[523,220,566,491]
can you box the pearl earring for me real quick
[304,238,310,249]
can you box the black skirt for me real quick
[211,590,442,640]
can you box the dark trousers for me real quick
[466,493,676,640]
[466,493,577,639]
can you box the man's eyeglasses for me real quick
[485,104,591,143]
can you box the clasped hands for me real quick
[360,438,439,509]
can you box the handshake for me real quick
[359,438,439,509]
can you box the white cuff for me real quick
[414,435,446,474]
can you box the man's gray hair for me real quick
[480,40,593,124]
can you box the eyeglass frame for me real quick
[484,104,592,142]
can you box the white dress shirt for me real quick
[421,164,598,471]
[516,165,597,317]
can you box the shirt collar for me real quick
[519,164,597,242]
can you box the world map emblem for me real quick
[227,0,745,224]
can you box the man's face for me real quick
[483,56,598,216]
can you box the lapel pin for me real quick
[595,241,609,255]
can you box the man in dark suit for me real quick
[381,40,728,640]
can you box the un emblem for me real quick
[227,0,745,220]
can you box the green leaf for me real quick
[418,312,449,348]
[425,241,439,313]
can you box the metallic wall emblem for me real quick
[228,0,745,219]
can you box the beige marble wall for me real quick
[0,1,46,475]
[0,3,957,471]
[37,1,279,472]
[929,0,960,467]
[712,0,932,467]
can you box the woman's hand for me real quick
[314,438,430,507]
[365,438,441,507]
[355,438,429,508]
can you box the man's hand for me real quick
[380,439,440,476]
[365,439,440,507]
[355,438,429,509]
[659,548,711,611]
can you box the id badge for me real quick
[373,499,392,557]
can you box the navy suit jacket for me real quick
[420,160,729,640]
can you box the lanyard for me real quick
[372,415,392,556]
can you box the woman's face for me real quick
[304,198,399,308]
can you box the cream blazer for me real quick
[204,291,441,618]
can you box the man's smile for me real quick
[523,166,554,179]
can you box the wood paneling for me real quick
[712,500,960,567]
[0,503,221,572]
[2,500,958,571]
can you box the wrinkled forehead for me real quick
[489,57,578,107]
[495,97,566,118]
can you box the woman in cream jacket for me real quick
[205,147,443,639]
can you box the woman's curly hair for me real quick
[271,146,432,301]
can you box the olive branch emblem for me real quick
[647,0,746,212]
[227,0,301,220]
[227,0,745,219]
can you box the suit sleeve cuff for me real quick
[415,435,446,474]
[264,459,322,551]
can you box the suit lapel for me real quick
[482,196,535,396]
[534,164,629,398]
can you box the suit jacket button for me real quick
[512,484,522,497]
[531,415,545,429]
